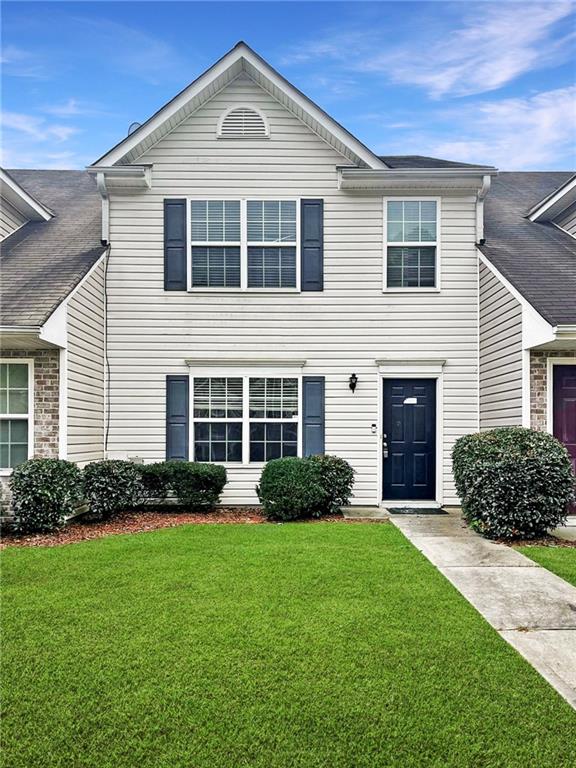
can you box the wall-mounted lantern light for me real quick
[349,373,358,393]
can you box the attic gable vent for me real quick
[217,106,269,139]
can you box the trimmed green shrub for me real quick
[257,457,328,521]
[138,462,172,501]
[452,427,575,540]
[83,460,144,520]
[164,461,227,509]
[309,454,355,514]
[10,459,82,533]
[138,461,227,509]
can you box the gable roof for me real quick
[0,170,106,327]
[479,172,576,326]
[92,41,387,170]
[526,173,576,222]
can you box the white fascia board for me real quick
[39,251,107,347]
[527,175,576,221]
[339,167,497,188]
[478,252,555,348]
[0,169,52,221]
[91,42,386,170]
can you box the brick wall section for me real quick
[2,349,60,457]
[530,350,576,431]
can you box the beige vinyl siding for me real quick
[479,262,523,429]
[556,202,576,237]
[0,198,27,240]
[106,74,479,505]
[66,261,105,464]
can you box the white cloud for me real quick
[0,45,49,79]
[366,3,575,98]
[1,112,80,142]
[376,86,576,170]
[281,3,574,98]
[42,99,92,117]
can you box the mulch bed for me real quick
[507,535,576,549]
[0,507,387,549]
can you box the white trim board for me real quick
[376,363,444,508]
[0,169,52,221]
[0,358,34,475]
[546,357,576,434]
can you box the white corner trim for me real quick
[478,252,555,348]
[91,43,386,170]
[521,349,531,428]
[59,347,68,459]
[546,357,576,434]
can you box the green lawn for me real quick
[2,524,575,768]
[518,545,576,587]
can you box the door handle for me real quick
[382,437,389,459]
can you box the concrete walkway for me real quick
[390,512,576,709]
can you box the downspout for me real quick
[96,172,109,246]
[475,174,491,245]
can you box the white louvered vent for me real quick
[218,106,269,139]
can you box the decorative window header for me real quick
[217,106,269,139]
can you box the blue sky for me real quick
[2,1,575,170]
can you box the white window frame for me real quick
[189,371,303,466]
[0,358,34,475]
[187,198,301,293]
[383,196,441,293]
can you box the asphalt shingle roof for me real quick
[480,172,576,326]
[1,170,106,326]
[379,155,495,170]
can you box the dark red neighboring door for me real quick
[553,365,576,512]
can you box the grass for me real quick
[518,545,576,587]
[2,523,576,768]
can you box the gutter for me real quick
[475,174,491,245]
[96,172,109,245]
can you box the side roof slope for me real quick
[1,170,106,326]
[479,172,576,326]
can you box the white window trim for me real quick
[189,371,303,467]
[383,196,442,293]
[546,357,576,434]
[216,104,270,139]
[0,358,34,475]
[187,197,301,293]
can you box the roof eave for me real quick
[0,169,53,221]
[527,174,576,221]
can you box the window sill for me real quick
[382,287,440,294]
[186,288,301,295]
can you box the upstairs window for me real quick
[217,106,269,139]
[190,199,299,290]
[385,199,439,289]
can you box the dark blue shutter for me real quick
[164,199,187,291]
[302,376,325,456]
[301,199,323,291]
[166,375,189,460]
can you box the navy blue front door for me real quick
[382,379,436,500]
